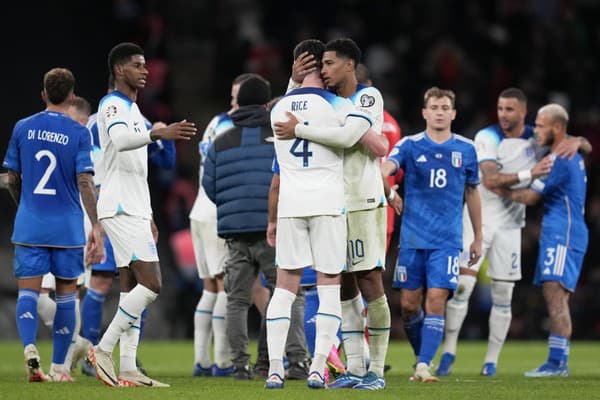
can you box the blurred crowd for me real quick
[1,0,598,340]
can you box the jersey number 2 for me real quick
[290,138,313,167]
[33,150,57,195]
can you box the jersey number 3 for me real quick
[290,138,313,167]
[33,150,57,195]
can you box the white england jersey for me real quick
[345,84,385,211]
[189,112,234,222]
[97,91,152,219]
[271,87,357,218]
[475,124,539,229]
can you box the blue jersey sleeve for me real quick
[75,125,94,175]
[465,145,480,186]
[272,153,280,174]
[3,121,22,172]
[148,139,176,169]
[387,137,409,174]
[531,155,564,195]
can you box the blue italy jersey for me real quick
[388,131,479,249]
[531,153,588,252]
[3,111,94,247]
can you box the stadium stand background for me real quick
[1,0,598,341]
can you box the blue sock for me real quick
[403,309,424,357]
[548,334,569,366]
[139,308,147,341]
[417,315,445,365]
[16,289,39,347]
[303,287,319,357]
[81,288,105,345]
[52,292,76,364]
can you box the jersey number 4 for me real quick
[290,138,313,167]
[33,150,57,195]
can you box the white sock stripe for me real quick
[55,293,77,304]
[18,290,39,300]
[87,289,106,302]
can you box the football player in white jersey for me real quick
[189,73,261,377]
[87,42,196,387]
[265,39,388,390]
[438,88,592,377]
[276,38,394,390]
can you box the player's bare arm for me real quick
[480,155,553,190]
[382,173,402,215]
[6,170,21,205]
[78,172,105,265]
[0,172,8,190]
[150,119,197,141]
[150,219,159,243]
[266,174,280,248]
[553,135,592,159]
[464,185,482,266]
[494,185,542,206]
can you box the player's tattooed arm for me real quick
[553,135,592,159]
[494,185,542,206]
[6,170,21,205]
[480,156,553,190]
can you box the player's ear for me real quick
[451,109,457,121]
[41,90,47,104]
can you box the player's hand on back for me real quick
[152,119,197,141]
[531,154,554,179]
[274,112,299,140]
[553,136,580,160]
[291,51,317,84]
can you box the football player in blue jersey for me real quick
[3,68,104,382]
[381,87,483,382]
[495,104,588,378]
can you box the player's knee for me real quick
[400,297,421,319]
[490,280,514,303]
[453,274,477,301]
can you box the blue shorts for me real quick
[535,241,585,292]
[392,248,460,290]
[91,235,117,272]
[14,245,84,280]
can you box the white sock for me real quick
[341,293,366,376]
[366,295,391,377]
[120,318,142,372]
[213,291,232,368]
[194,291,217,367]
[98,285,157,353]
[485,280,514,364]
[38,293,56,329]
[443,274,476,355]
[310,285,341,376]
[266,288,296,377]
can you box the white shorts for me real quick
[100,214,159,268]
[461,216,522,281]
[190,218,228,279]
[346,207,387,272]
[41,272,85,290]
[276,215,346,275]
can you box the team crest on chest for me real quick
[451,151,462,168]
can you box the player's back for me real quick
[96,91,151,219]
[271,87,351,218]
[4,111,93,247]
[534,153,588,252]
[390,132,479,249]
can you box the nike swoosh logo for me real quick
[139,380,153,386]
[134,121,140,126]
[351,260,364,266]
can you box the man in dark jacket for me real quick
[203,76,307,380]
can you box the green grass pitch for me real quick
[0,340,598,399]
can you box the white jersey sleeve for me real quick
[474,127,501,162]
[97,93,151,220]
[344,85,385,211]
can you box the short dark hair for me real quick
[293,39,325,70]
[325,38,361,68]
[499,87,527,104]
[70,96,91,116]
[232,72,262,86]
[237,76,271,106]
[108,42,144,78]
[43,68,75,105]
[423,86,456,108]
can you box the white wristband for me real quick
[517,170,532,184]
[387,190,395,202]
